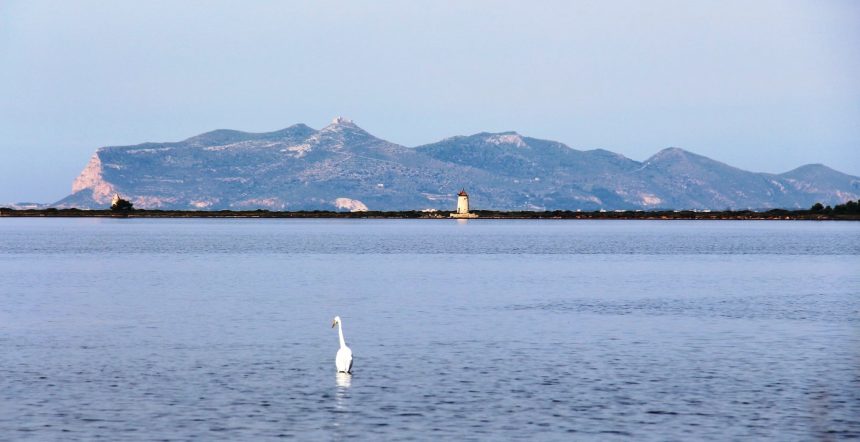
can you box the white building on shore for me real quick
[450,189,478,219]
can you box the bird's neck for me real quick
[338,322,346,349]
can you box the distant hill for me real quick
[55,117,860,211]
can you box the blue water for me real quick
[1,219,858,440]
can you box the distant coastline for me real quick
[2,207,858,221]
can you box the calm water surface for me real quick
[1,219,858,440]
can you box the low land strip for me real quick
[1,207,858,220]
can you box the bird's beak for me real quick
[331,321,336,328]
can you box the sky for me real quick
[1,0,858,203]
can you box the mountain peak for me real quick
[785,163,832,174]
[653,146,690,157]
[331,116,354,125]
[646,147,713,165]
[184,129,253,145]
[484,132,526,148]
[325,116,364,130]
[183,123,316,146]
[320,116,369,134]
[780,163,854,181]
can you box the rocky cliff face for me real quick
[56,118,860,211]
[71,154,116,204]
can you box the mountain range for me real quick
[52,117,859,211]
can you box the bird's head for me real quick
[332,316,341,328]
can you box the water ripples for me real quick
[1,219,858,439]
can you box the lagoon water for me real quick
[1,218,858,440]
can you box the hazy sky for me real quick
[1,0,858,203]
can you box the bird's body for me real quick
[331,316,353,373]
[336,346,353,374]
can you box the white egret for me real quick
[331,316,353,373]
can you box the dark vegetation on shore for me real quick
[2,200,859,220]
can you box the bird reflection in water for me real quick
[336,372,352,389]
[334,372,352,415]
[334,373,352,429]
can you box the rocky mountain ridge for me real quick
[55,118,860,211]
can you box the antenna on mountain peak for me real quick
[332,116,353,125]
